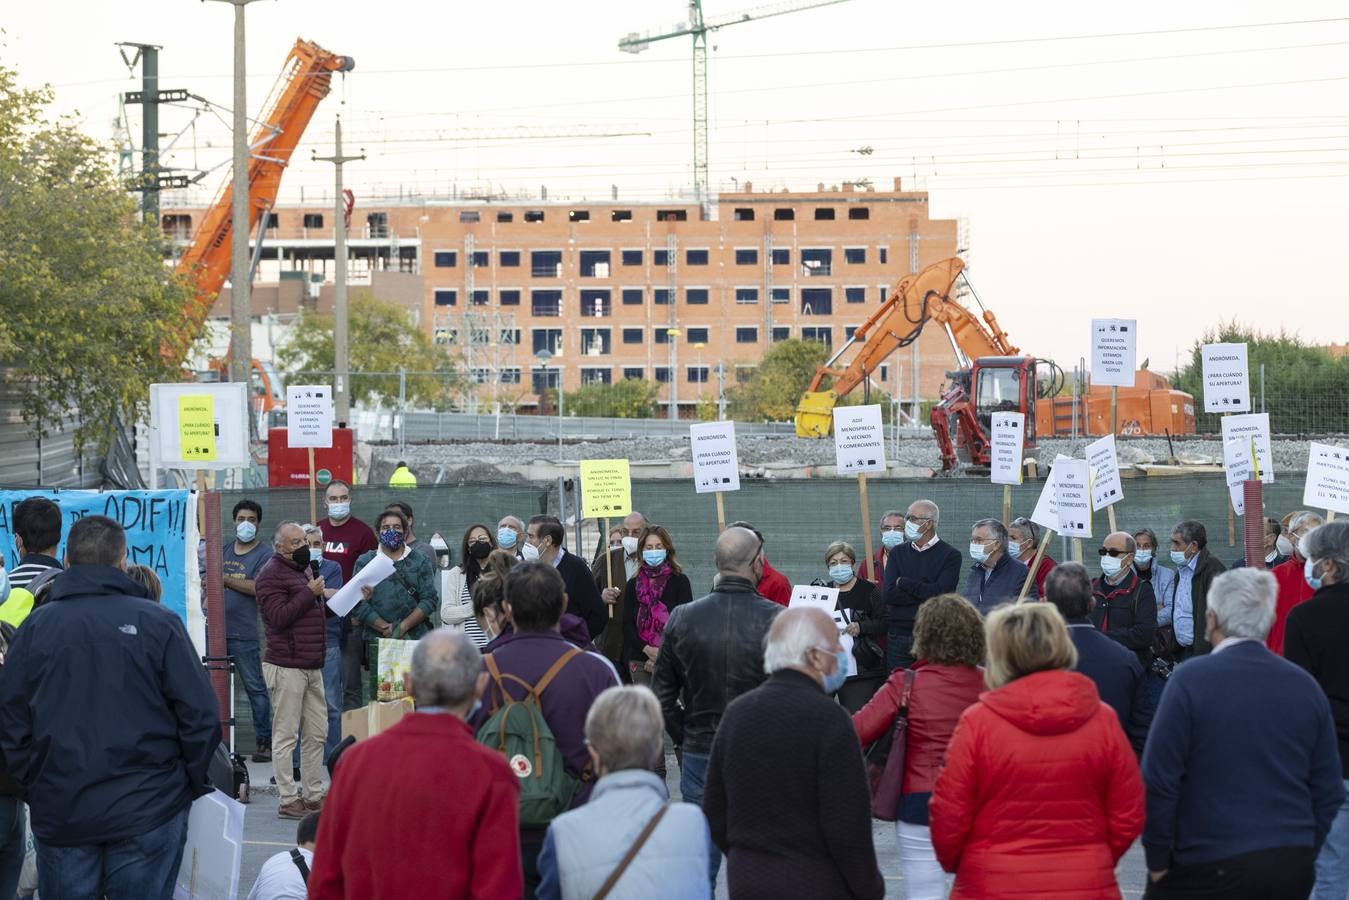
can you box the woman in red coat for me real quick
[854,593,986,900]
[929,602,1144,899]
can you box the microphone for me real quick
[309,560,321,579]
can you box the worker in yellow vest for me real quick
[0,567,34,629]
[388,461,417,488]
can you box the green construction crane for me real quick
[619,0,852,214]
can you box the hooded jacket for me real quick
[0,565,220,845]
[929,669,1144,899]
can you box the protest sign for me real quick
[1053,458,1093,538]
[1220,413,1273,484]
[149,382,249,471]
[0,489,201,650]
[832,405,886,474]
[173,789,244,900]
[328,552,395,617]
[285,385,334,449]
[690,422,740,493]
[788,584,839,616]
[990,412,1025,486]
[832,609,858,678]
[1201,343,1251,414]
[579,459,633,519]
[1090,319,1137,388]
[1304,443,1349,517]
[1030,455,1073,532]
[1086,434,1124,511]
[177,395,217,463]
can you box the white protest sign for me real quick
[1030,454,1072,532]
[990,412,1025,486]
[832,609,858,678]
[1224,437,1255,515]
[833,405,886,474]
[1201,342,1251,413]
[329,552,396,617]
[1304,443,1349,516]
[285,384,334,448]
[690,422,740,493]
[1086,434,1124,511]
[149,382,250,470]
[174,789,244,900]
[1053,457,1093,538]
[1220,413,1274,484]
[788,584,839,615]
[1090,319,1137,388]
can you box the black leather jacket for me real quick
[651,575,782,755]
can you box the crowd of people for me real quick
[0,485,1346,899]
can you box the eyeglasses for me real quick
[908,515,933,524]
[1097,547,1133,558]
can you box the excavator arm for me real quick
[171,39,353,363]
[795,257,1020,437]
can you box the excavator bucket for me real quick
[795,391,838,438]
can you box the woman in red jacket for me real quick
[854,593,986,900]
[929,602,1144,899]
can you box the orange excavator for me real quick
[794,257,1196,471]
[173,38,353,413]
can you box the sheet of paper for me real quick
[690,422,740,493]
[286,384,334,449]
[788,584,838,615]
[1053,458,1093,538]
[832,404,886,475]
[579,459,632,518]
[328,552,396,617]
[177,395,217,462]
[831,609,858,678]
[1086,434,1124,511]
[1304,442,1349,516]
[1201,342,1251,413]
[1220,413,1273,484]
[174,789,244,900]
[1030,454,1073,532]
[990,412,1025,486]
[1090,318,1137,388]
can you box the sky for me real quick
[5,0,1346,374]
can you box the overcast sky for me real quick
[7,0,1345,373]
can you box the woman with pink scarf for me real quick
[620,525,693,688]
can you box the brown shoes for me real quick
[278,799,307,820]
[303,796,324,812]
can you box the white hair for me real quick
[1207,568,1277,640]
[909,499,940,525]
[764,608,830,674]
[410,628,483,708]
[272,520,302,546]
[585,686,663,772]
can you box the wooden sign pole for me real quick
[1072,538,1084,563]
[858,474,876,583]
[603,516,614,618]
[1002,484,1012,526]
[1106,505,1117,534]
[1328,510,1337,522]
[1017,529,1054,602]
[715,492,727,533]
[307,447,317,525]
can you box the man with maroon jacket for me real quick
[257,521,330,819]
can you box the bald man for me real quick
[883,499,963,670]
[652,526,782,884]
[1091,530,1157,667]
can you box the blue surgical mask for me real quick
[822,648,849,694]
[904,520,922,542]
[1135,549,1153,566]
[468,698,482,720]
[235,521,257,543]
[969,542,988,564]
[642,549,668,568]
[1169,549,1189,567]
[327,501,351,520]
[1007,540,1025,559]
[1100,556,1124,578]
[829,563,854,584]
[881,530,905,549]
[1306,558,1324,592]
[496,527,518,549]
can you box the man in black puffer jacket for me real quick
[0,515,219,900]
[652,525,781,885]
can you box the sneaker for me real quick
[251,741,272,763]
[278,800,307,820]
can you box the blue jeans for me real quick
[36,804,190,900]
[0,797,24,900]
[229,638,272,744]
[680,751,722,886]
[1312,778,1349,900]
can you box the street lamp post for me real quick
[666,328,681,420]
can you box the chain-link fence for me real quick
[1190,391,1349,436]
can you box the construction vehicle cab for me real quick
[931,356,1040,470]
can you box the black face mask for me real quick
[291,546,312,567]
[469,542,492,561]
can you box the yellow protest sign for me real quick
[178,395,217,462]
[579,459,632,519]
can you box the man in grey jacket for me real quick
[536,686,709,899]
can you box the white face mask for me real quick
[521,541,541,562]
[1276,535,1294,559]
[621,535,639,556]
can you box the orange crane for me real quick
[795,257,1196,471]
[173,38,353,410]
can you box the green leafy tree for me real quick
[0,66,195,449]
[278,295,463,409]
[725,339,829,422]
[1171,322,1349,433]
[563,379,660,418]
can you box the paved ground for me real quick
[238,754,1151,898]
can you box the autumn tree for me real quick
[563,379,660,418]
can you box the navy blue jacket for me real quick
[963,552,1030,616]
[0,565,220,845]
[557,549,607,645]
[883,539,962,668]
[1067,621,1152,754]
[1141,640,1344,870]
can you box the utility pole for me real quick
[118,43,190,225]
[313,116,364,425]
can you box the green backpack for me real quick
[477,646,581,828]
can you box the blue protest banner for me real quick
[0,490,197,638]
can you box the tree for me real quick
[725,339,829,421]
[562,379,660,418]
[0,65,195,449]
[1171,322,1349,433]
[278,295,463,409]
